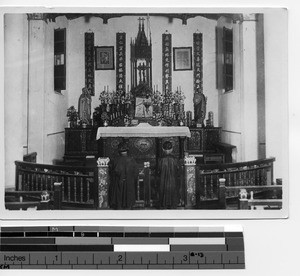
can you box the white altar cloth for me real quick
[96,123,191,139]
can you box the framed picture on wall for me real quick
[95,46,115,70]
[173,47,192,71]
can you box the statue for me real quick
[193,92,206,126]
[78,87,92,125]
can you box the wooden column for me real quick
[97,157,110,209]
[53,182,62,210]
[218,178,226,209]
[179,137,185,159]
[143,162,151,207]
[184,156,196,208]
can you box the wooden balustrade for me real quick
[14,161,98,209]
[195,157,277,208]
[12,158,279,210]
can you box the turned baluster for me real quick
[80,177,84,203]
[74,176,77,202]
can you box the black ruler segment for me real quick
[1,238,56,244]
[48,232,74,237]
[99,232,123,237]
[74,232,97,237]
[0,226,245,270]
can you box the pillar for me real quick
[184,155,196,208]
[97,157,110,209]
[240,14,258,161]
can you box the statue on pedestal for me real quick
[78,87,92,125]
[193,92,207,126]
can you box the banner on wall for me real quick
[85,32,95,96]
[116,32,126,94]
[193,33,203,94]
[162,33,172,94]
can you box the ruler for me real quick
[0,226,245,269]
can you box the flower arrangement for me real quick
[99,89,128,105]
[173,89,186,104]
[152,89,163,105]
[66,106,78,122]
[163,90,174,104]
[124,91,134,104]
[99,89,113,104]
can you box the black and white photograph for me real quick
[1,8,288,219]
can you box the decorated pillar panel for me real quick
[193,33,203,94]
[85,32,95,96]
[97,158,110,209]
[162,33,172,94]
[116,32,126,94]
[184,156,197,208]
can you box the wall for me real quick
[4,14,69,189]
[27,17,69,165]
[264,10,288,180]
[43,18,69,164]
[4,14,29,189]
[218,11,287,179]
[217,17,243,162]
[66,15,219,125]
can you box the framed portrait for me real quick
[173,47,192,71]
[135,96,153,119]
[95,46,115,70]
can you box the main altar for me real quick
[97,123,191,166]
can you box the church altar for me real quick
[96,123,191,139]
[97,124,191,163]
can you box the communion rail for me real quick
[195,157,278,208]
[14,161,98,209]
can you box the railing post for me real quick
[15,162,20,191]
[53,182,62,210]
[40,190,50,210]
[184,155,196,208]
[144,162,151,207]
[97,157,110,209]
[218,178,226,209]
[238,188,249,210]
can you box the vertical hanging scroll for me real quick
[162,33,172,94]
[116,32,126,94]
[193,33,203,94]
[85,33,95,96]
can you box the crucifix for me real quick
[138,17,145,26]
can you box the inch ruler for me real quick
[0,226,245,270]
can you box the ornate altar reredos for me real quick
[90,18,187,128]
[130,17,155,122]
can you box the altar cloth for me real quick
[96,124,191,139]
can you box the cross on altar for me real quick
[138,17,145,25]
